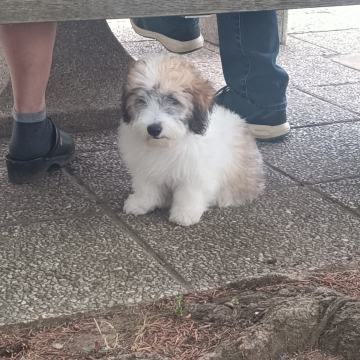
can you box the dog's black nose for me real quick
[147,123,162,138]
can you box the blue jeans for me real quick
[217,11,289,112]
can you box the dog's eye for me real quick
[165,94,181,106]
[135,97,147,106]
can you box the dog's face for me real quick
[121,55,215,144]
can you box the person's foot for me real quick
[215,86,290,141]
[131,16,204,54]
[6,118,75,184]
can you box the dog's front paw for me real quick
[123,195,153,216]
[169,207,203,226]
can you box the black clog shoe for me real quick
[6,120,75,184]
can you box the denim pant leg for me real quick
[217,11,289,111]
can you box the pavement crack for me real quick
[292,86,360,116]
[287,34,340,54]
[308,174,360,185]
[62,167,193,290]
[289,27,359,35]
[263,162,306,186]
[264,165,360,217]
[316,81,360,87]
[291,118,360,129]
[263,164,360,218]
[306,185,360,218]
[0,209,99,230]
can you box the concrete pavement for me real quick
[0,6,360,327]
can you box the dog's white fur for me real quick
[118,55,264,226]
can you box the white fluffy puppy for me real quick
[118,55,264,226]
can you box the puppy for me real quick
[118,55,264,226]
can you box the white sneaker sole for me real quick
[248,122,291,140]
[130,19,204,54]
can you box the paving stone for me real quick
[183,48,224,90]
[204,42,220,53]
[264,166,296,189]
[67,149,131,211]
[0,142,100,227]
[73,129,118,153]
[0,214,183,326]
[259,122,360,184]
[312,177,360,214]
[280,34,336,57]
[279,37,360,88]
[0,167,101,228]
[116,39,165,60]
[287,88,358,127]
[300,82,360,115]
[332,53,360,71]
[107,18,149,43]
[288,6,360,33]
[118,186,360,287]
[292,29,360,54]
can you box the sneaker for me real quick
[215,86,290,141]
[131,16,204,54]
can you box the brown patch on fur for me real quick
[126,59,147,90]
[218,126,265,206]
[185,73,215,114]
[156,56,215,111]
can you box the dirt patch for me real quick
[0,271,359,360]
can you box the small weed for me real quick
[174,295,185,317]
[231,297,240,305]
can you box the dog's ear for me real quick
[127,59,147,87]
[121,86,131,123]
[122,59,148,123]
[187,79,215,135]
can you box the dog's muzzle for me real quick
[147,123,162,138]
